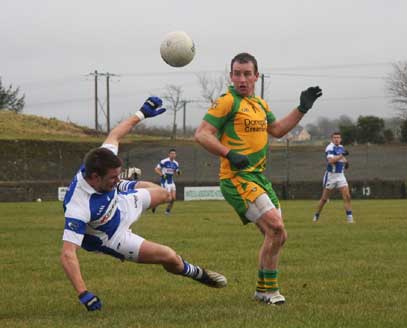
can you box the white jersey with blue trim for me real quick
[62,144,138,249]
[325,142,346,173]
[156,157,180,184]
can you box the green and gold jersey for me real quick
[203,86,276,179]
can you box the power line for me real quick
[267,72,385,80]
[25,93,392,108]
[12,61,394,88]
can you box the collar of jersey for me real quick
[228,85,256,99]
[78,170,102,194]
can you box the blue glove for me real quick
[226,150,249,170]
[139,96,166,118]
[298,86,322,113]
[79,291,102,311]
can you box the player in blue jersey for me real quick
[60,97,227,312]
[154,149,180,215]
[313,132,353,223]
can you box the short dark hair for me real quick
[84,147,122,178]
[230,52,258,74]
[331,132,341,137]
[168,148,176,153]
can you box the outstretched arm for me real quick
[60,241,87,295]
[268,86,322,138]
[61,241,103,311]
[104,97,166,146]
[267,108,305,138]
[104,116,141,147]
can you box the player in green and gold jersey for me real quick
[195,52,322,305]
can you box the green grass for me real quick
[0,111,169,142]
[0,199,406,327]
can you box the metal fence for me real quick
[1,140,406,201]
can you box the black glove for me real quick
[342,150,349,156]
[226,150,249,170]
[345,162,349,169]
[298,86,322,113]
[139,96,166,119]
[79,291,102,311]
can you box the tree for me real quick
[0,77,25,113]
[386,62,407,119]
[197,71,230,105]
[162,85,184,140]
[339,123,358,145]
[356,115,385,144]
[400,119,407,143]
[383,129,395,143]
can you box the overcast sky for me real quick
[1,0,406,130]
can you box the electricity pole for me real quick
[260,73,270,99]
[181,100,194,137]
[87,71,118,132]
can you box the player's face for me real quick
[230,61,259,97]
[98,167,121,192]
[331,134,342,145]
[169,151,176,160]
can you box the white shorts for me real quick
[162,182,176,192]
[104,188,151,262]
[245,193,281,223]
[323,172,348,190]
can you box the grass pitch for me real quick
[0,199,406,328]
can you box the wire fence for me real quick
[1,140,406,201]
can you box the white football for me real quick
[160,31,195,67]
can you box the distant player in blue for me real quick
[154,149,180,215]
[313,132,353,223]
[60,97,226,312]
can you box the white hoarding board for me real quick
[58,187,68,201]
[184,186,224,201]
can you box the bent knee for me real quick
[159,246,179,265]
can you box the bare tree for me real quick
[197,70,230,106]
[386,61,407,118]
[197,70,271,106]
[162,84,184,140]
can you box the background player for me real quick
[154,149,180,215]
[195,52,322,305]
[60,97,226,312]
[313,132,353,223]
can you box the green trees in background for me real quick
[0,77,25,113]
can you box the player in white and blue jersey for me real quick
[154,149,180,215]
[313,132,353,223]
[60,97,227,312]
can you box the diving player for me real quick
[60,97,226,312]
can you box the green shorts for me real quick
[220,172,279,224]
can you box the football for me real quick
[160,31,195,67]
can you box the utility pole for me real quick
[183,101,187,137]
[106,73,111,132]
[182,100,194,138]
[87,71,118,132]
[260,73,265,99]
